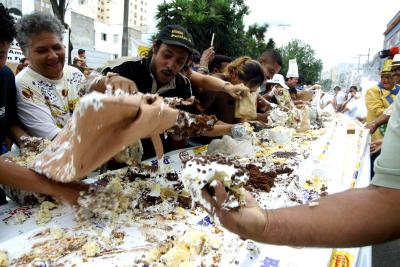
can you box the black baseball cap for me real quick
[157,25,194,53]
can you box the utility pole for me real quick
[121,0,129,57]
[351,50,370,86]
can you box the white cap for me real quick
[391,54,400,67]
[266,74,289,89]
[286,58,299,78]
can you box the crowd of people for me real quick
[1,4,400,251]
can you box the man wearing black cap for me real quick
[88,24,249,159]
[102,25,194,98]
[90,25,248,100]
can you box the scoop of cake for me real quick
[180,156,249,210]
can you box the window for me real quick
[101,33,107,41]
[113,34,119,44]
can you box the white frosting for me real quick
[180,158,248,209]
[75,91,106,117]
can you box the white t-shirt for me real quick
[320,93,333,108]
[335,91,347,105]
[16,65,84,139]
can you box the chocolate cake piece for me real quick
[181,155,249,209]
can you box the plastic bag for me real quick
[207,135,255,158]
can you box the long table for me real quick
[0,116,372,267]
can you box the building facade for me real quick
[1,0,149,67]
[383,10,400,49]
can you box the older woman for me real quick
[0,6,84,206]
[15,12,84,140]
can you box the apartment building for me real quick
[1,0,150,67]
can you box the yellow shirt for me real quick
[365,84,398,141]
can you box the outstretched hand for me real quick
[105,72,138,94]
[55,182,89,206]
[201,181,269,241]
[200,46,215,67]
[224,83,250,99]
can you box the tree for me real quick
[49,0,73,64]
[244,23,275,59]
[279,39,323,84]
[155,0,251,58]
[320,79,333,92]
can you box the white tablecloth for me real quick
[0,123,373,266]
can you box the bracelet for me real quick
[197,66,209,74]
[221,82,230,92]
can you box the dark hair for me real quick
[333,86,341,91]
[78,48,85,55]
[73,57,80,64]
[208,55,232,73]
[192,49,200,64]
[226,56,265,88]
[259,49,283,67]
[0,3,16,43]
[289,87,297,95]
[349,85,357,91]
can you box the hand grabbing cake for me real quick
[180,156,249,209]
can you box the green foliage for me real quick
[156,0,249,57]
[155,0,274,59]
[320,79,333,92]
[279,39,323,84]
[244,23,275,59]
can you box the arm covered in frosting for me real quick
[0,158,83,205]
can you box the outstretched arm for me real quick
[0,158,85,205]
[204,182,400,247]
[190,71,249,99]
